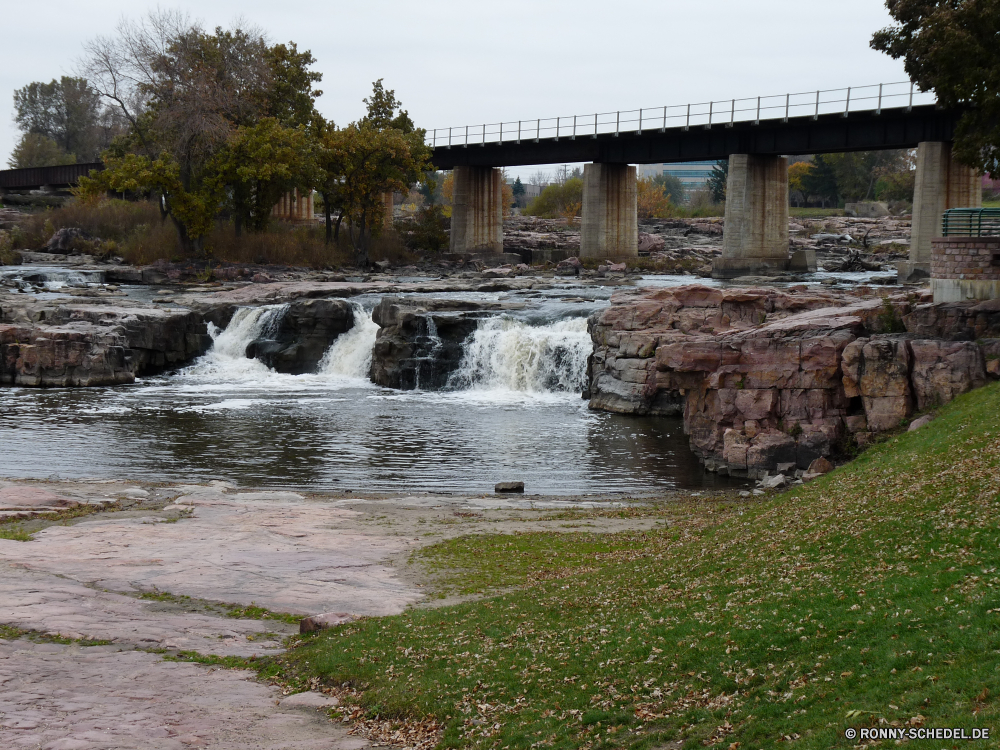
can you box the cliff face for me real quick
[588,286,1000,477]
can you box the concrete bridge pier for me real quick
[900,142,981,281]
[580,163,637,258]
[450,166,504,254]
[712,154,789,278]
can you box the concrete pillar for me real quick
[450,166,503,254]
[712,154,789,278]
[580,163,637,258]
[903,142,982,280]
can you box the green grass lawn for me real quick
[246,382,1000,748]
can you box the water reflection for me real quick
[0,382,741,494]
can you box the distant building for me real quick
[637,160,719,196]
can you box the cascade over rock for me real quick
[244,299,355,374]
[369,297,501,390]
[587,285,1000,477]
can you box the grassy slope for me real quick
[276,382,1000,749]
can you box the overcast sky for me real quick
[2,0,909,180]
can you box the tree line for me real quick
[8,11,430,266]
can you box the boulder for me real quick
[907,414,935,432]
[369,297,498,390]
[495,481,525,493]
[245,299,354,374]
[556,256,583,276]
[44,227,95,254]
[806,457,834,475]
[299,612,353,634]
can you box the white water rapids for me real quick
[448,317,591,393]
[188,302,591,396]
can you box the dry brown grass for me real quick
[10,198,421,269]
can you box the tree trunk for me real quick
[323,192,333,245]
[334,209,344,242]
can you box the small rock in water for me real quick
[495,481,525,494]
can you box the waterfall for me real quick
[448,316,591,393]
[319,303,379,379]
[185,305,289,380]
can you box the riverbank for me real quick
[2,379,996,748]
[238,379,1000,749]
[0,480,719,749]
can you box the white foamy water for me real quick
[448,316,591,393]
[319,303,379,379]
[183,305,289,382]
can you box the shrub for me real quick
[0,230,23,265]
[524,178,583,219]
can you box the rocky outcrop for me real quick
[0,300,211,386]
[245,299,355,374]
[369,297,501,389]
[588,285,1000,477]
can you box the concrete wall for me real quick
[910,142,982,266]
[580,163,637,258]
[450,166,503,254]
[712,154,788,278]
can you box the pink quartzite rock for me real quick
[587,285,996,476]
[0,486,79,509]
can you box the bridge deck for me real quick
[430,104,955,170]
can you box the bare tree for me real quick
[529,170,550,186]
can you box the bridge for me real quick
[0,162,103,193]
[426,82,978,278]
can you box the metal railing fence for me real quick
[941,208,1000,237]
[426,81,936,149]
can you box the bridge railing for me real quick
[426,81,937,149]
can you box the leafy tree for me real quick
[637,177,676,218]
[265,42,323,128]
[12,76,123,162]
[872,0,1000,174]
[801,155,840,206]
[788,160,813,205]
[213,118,318,234]
[650,173,686,204]
[707,160,728,203]
[875,170,916,201]
[79,12,323,254]
[7,133,77,168]
[315,81,430,265]
[524,177,583,220]
[824,150,910,202]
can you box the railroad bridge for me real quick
[427,81,976,279]
[0,82,979,279]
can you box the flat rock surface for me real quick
[0,639,369,749]
[0,485,421,617]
